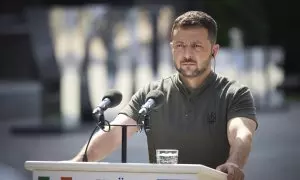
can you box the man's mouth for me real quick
[181,61,196,65]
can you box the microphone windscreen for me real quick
[102,89,123,108]
[146,90,165,109]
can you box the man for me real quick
[71,11,258,180]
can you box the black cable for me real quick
[82,124,99,162]
[82,114,111,162]
[213,55,216,72]
[96,114,111,132]
[213,54,217,126]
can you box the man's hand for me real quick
[216,162,244,180]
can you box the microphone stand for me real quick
[87,111,145,163]
[143,114,151,133]
[118,114,150,162]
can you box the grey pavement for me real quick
[0,102,300,180]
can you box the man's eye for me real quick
[176,44,184,48]
[194,44,202,48]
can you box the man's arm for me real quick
[71,114,139,162]
[226,117,257,169]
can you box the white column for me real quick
[84,6,110,111]
[228,27,245,83]
[132,8,155,90]
[157,6,176,79]
[49,7,85,129]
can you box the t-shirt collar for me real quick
[173,71,217,98]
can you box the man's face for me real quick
[171,27,218,78]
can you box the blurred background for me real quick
[0,0,299,180]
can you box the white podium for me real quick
[25,161,227,180]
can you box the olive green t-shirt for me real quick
[119,71,258,169]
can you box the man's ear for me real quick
[212,44,220,57]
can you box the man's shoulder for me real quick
[137,73,176,94]
[215,73,251,95]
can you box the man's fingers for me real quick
[227,166,235,180]
[227,165,235,175]
[216,163,244,180]
[216,165,228,173]
[236,169,244,180]
[241,171,245,180]
[216,164,245,180]
[233,168,243,180]
[217,165,234,180]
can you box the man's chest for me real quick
[149,91,228,135]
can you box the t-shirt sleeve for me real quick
[227,85,258,130]
[118,86,148,123]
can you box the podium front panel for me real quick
[34,171,200,180]
[25,161,227,180]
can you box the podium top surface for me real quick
[25,161,227,179]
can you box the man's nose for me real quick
[183,46,193,59]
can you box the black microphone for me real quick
[82,90,122,162]
[139,90,164,132]
[138,90,165,116]
[92,89,123,116]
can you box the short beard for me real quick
[175,57,211,78]
[176,66,207,78]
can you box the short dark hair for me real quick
[171,11,218,43]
